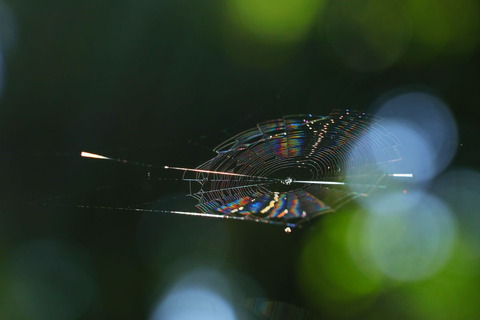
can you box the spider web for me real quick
[74,109,410,230]
[181,109,406,228]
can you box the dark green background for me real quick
[0,0,479,319]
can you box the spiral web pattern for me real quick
[185,110,404,227]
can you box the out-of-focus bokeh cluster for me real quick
[0,0,479,319]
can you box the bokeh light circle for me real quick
[323,0,410,72]
[149,269,236,320]
[371,89,458,182]
[297,212,384,316]
[404,0,480,61]
[357,192,456,282]
[225,0,324,45]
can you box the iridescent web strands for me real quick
[178,109,409,229]
[81,110,411,230]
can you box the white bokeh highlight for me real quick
[372,90,458,182]
[150,269,237,320]
[352,192,456,282]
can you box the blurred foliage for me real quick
[405,0,480,61]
